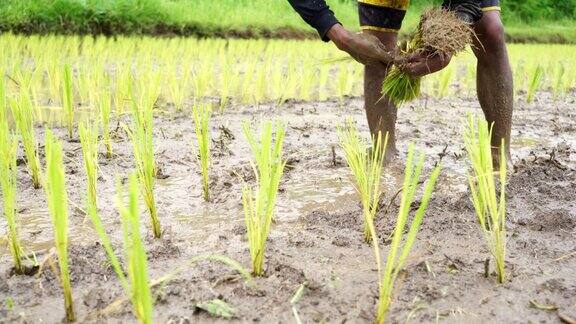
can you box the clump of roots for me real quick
[418,8,474,59]
[382,8,474,105]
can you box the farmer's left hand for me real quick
[396,51,452,77]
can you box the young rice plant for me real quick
[9,91,42,188]
[526,65,543,103]
[463,115,507,283]
[373,144,441,324]
[337,119,388,243]
[116,173,154,324]
[192,103,212,201]
[0,108,25,274]
[44,129,75,321]
[242,121,286,276]
[98,86,114,158]
[127,90,161,238]
[78,120,100,223]
[62,63,74,139]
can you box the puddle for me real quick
[0,204,95,257]
[277,169,403,223]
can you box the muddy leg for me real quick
[472,11,514,168]
[363,31,398,163]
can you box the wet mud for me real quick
[1,92,575,323]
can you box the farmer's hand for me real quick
[327,24,393,66]
[396,51,452,77]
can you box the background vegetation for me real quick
[0,0,574,43]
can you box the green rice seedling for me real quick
[116,173,154,324]
[372,144,442,324]
[83,173,130,296]
[337,119,388,243]
[241,121,286,276]
[46,62,62,105]
[127,90,161,238]
[526,65,544,103]
[463,115,507,283]
[78,120,100,221]
[168,67,190,111]
[0,110,24,274]
[76,67,92,105]
[44,129,75,321]
[98,87,113,158]
[336,64,349,100]
[9,92,42,188]
[62,63,74,138]
[218,58,233,111]
[552,64,565,101]
[192,103,212,201]
[436,66,453,98]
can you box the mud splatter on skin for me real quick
[1,92,575,322]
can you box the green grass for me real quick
[242,120,286,276]
[44,129,75,322]
[0,0,573,43]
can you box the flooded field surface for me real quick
[1,93,576,323]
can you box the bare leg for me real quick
[472,11,514,168]
[363,30,398,163]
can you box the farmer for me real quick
[288,0,513,166]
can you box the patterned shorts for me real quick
[359,0,500,33]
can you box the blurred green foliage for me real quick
[0,0,573,42]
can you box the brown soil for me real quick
[1,91,575,323]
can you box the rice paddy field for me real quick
[0,34,575,323]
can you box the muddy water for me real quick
[1,92,576,323]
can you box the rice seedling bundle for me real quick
[44,129,75,321]
[0,103,25,274]
[372,144,442,323]
[62,63,74,139]
[127,89,161,238]
[337,119,388,243]
[242,121,286,276]
[116,173,154,324]
[9,91,42,188]
[192,103,212,202]
[463,115,507,283]
[383,8,474,105]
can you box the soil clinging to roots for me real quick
[417,8,474,59]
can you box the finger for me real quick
[395,53,423,65]
[403,60,443,77]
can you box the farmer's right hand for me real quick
[327,24,393,66]
[396,51,452,77]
